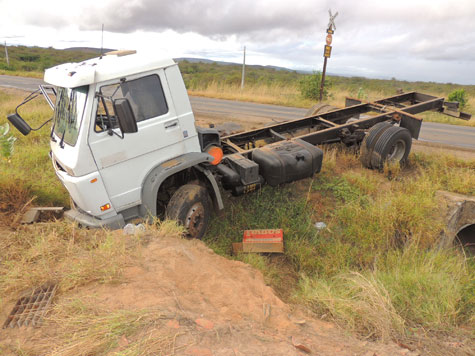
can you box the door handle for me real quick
[164,120,179,130]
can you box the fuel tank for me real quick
[252,139,323,186]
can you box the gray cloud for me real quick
[70,0,475,62]
[78,1,331,39]
[13,0,475,83]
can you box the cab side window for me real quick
[95,74,169,132]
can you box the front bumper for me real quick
[64,208,125,230]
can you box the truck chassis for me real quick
[220,91,469,156]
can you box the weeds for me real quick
[0,123,16,158]
[0,83,474,349]
[205,147,475,341]
[6,300,182,356]
[297,245,473,340]
[0,220,186,355]
[0,89,67,209]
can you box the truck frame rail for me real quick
[220,92,471,156]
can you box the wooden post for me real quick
[319,56,328,102]
[4,41,9,66]
[241,46,246,90]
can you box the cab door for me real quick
[88,71,187,211]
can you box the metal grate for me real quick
[3,283,57,328]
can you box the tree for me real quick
[299,71,332,101]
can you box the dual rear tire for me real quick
[360,123,412,170]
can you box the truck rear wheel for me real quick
[370,126,412,169]
[166,184,211,239]
[360,122,393,168]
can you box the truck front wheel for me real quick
[165,184,211,239]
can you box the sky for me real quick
[1,0,475,84]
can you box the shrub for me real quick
[299,71,332,101]
[448,89,468,109]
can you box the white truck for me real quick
[8,51,470,238]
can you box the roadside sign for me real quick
[328,10,338,30]
[319,9,338,101]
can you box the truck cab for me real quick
[43,51,223,235]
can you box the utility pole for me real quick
[319,9,338,101]
[241,46,246,90]
[4,41,9,66]
[100,24,104,59]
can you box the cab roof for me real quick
[44,51,176,88]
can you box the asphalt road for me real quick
[1,74,474,150]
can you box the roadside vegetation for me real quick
[1,45,474,127]
[0,87,473,354]
[178,60,475,127]
[205,148,474,345]
[0,45,98,78]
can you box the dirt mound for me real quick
[0,227,417,355]
[88,233,291,327]
[67,232,414,356]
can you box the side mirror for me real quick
[113,98,138,134]
[7,113,31,136]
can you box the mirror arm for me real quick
[39,85,55,111]
[108,128,125,139]
[15,89,52,130]
[15,90,40,114]
[31,118,52,131]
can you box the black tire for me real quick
[166,184,211,239]
[360,122,393,168]
[370,126,412,170]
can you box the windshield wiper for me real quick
[50,121,57,142]
[59,129,66,149]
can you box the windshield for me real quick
[53,86,88,146]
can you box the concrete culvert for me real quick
[456,224,475,252]
[436,191,475,249]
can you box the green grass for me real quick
[204,147,475,342]
[1,86,474,349]
[298,246,472,341]
[0,89,67,209]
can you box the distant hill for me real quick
[175,57,313,74]
[63,47,117,54]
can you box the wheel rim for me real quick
[387,139,406,162]
[185,202,205,237]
